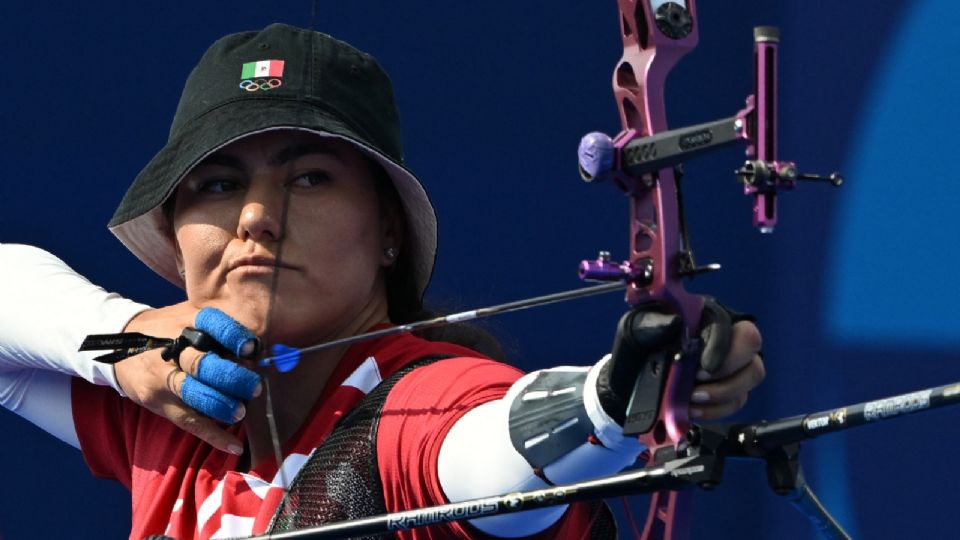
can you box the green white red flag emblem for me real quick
[241,59,285,79]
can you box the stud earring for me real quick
[179,269,186,280]
[384,247,397,259]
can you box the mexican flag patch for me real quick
[241,59,285,79]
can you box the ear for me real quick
[379,194,404,267]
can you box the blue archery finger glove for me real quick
[181,375,242,424]
[196,352,261,400]
[195,307,261,359]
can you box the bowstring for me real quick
[256,0,321,492]
[260,180,292,488]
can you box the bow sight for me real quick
[576,27,842,243]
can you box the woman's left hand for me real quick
[689,320,765,420]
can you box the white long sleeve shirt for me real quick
[0,243,148,445]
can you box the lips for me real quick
[229,255,297,273]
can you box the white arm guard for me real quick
[438,357,643,537]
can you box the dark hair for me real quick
[371,165,507,361]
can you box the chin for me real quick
[227,308,273,338]
[199,283,352,347]
[195,288,275,338]
[213,300,311,345]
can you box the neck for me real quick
[241,292,390,473]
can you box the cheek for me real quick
[176,223,232,277]
[281,200,383,295]
[296,191,384,260]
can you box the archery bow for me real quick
[574,2,839,539]
[578,4,705,536]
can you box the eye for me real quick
[290,171,331,188]
[196,179,244,194]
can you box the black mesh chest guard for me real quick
[265,356,618,539]
[266,357,445,537]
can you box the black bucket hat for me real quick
[108,23,436,299]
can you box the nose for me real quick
[237,191,285,242]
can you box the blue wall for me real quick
[1,1,955,538]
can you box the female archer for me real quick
[0,24,763,539]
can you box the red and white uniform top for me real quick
[72,330,602,540]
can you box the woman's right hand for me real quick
[113,302,261,455]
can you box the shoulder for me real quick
[391,356,523,404]
[382,329,523,406]
[378,356,521,448]
[368,330,509,381]
[368,333,523,435]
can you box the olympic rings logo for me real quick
[239,78,283,92]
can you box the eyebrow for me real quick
[195,142,343,171]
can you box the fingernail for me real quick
[690,408,703,419]
[227,443,243,456]
[691,390,710,403]
[253,383,262,398]
[233,404,246,423]
[696,370,711,381]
